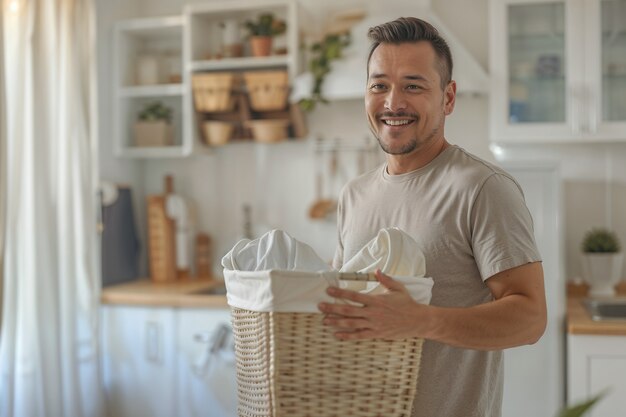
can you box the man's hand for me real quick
[318,269,430,340]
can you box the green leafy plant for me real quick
[299,32,351,112]
[138,101,172,123]
[556,392,605,417]
[244,13,286,37]
[582,228,621,253]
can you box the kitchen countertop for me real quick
[567,282,626,336]
[101,278,229,308]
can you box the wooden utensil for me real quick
[308,143,337,219]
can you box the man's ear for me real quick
[444,80,456,115]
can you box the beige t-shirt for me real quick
[333,145,541,417]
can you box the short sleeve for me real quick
[470,173,542,281]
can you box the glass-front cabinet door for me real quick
[490,0,580,142]
[589,0,626,137]
[601,0,626,121]
[507,2,566,125]
[490,0,626,143]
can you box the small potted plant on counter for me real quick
[244,13,286,57]
[134,101,174,147]
[581,227,623,297]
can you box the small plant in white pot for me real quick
[134,101,173,147]
[581,228,623,297]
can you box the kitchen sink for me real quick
[584,298,626,321]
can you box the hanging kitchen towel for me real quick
[222,228,433,313]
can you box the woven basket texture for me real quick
[192,72,237,112]
[243,71,289,111]
[231,307,423,417]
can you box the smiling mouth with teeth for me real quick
[383,119,413,126]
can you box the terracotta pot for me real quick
[249,36,273,57]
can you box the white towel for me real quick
[221,229,332,272]
[222,228,433,312]
[340,227,426,276]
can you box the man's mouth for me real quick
[382,119,414,126]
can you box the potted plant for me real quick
[134,101,174,147]
[299,32,351,112]
[557,392,604,417]
[581,227,623,297]
[244,13,286,57]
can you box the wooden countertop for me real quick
[101,278,229,308]
[567,282,626,336]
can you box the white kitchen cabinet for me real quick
[101,305,177,417]
[568,334,626,417]
[101,305,236,417]
[489,0,626,143]
[113,16,191,158]
[176,309,237,417]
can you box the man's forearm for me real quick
[422,293,546,350]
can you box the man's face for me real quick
[365,41,455,156]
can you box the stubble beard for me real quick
[372,120,442,156]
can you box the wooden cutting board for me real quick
[147,177,177,282]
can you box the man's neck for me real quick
[386,138,450,175]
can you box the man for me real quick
[317,17,547,417]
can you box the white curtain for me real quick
[0,0,6,329]
[0,0,103,416]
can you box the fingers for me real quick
[325,285,373,305]
[375,269,407,292]
[318,300,366,317]
[322,316,370,330]
[332,329,378,340]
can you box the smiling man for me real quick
[318,17,547,417]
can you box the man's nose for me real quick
[384,88,407,112]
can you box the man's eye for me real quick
[407,84,423,91]
[369,83,386,91]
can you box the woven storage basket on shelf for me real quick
[192,72,238,112]
[243,70,289,111]
[230,273,424,417]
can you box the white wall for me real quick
[96,0,149,276]
[495,144,626,284]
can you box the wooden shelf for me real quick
[188,55,289,72]
[119,84,184,98]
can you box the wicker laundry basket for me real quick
[230,273,424,417]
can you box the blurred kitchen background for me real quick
[2,0,626,416]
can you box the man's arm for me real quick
[318,262,547,350]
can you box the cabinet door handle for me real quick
[572,87,583,134]
[587,87,598,133]
[192,324,232,377]
[145,321,161,364]
[193,331,211,344]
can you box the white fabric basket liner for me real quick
[224,269,434,313]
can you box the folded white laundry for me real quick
[221,229,332,272]
[222,228,433,313]
[340,227,426,277]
